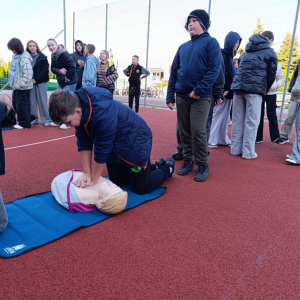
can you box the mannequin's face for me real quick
[73,172,123,205]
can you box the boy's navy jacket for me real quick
[166,32,222,103]
[231,34,278,95]
[75,87,152,167]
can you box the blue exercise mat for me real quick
[0,185,166,258]
[2,127,12,130]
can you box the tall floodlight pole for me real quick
[279,0,300,122]
[73,12,75,52]
[105,4,108,50]
[63,0,66,47]
[208,0,212,15]
[144,0,151,106]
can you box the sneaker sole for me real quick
[286,158,299,165]
[279,140,289,144]
[177,169,193,176]
[208,145,217,148]
[194,176,208,182]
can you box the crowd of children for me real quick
[1,8,300,234]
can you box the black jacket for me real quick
[212,58,225,101]
[71,40,86,86]
[51,45,77,87]
[288,59,300,92]
[33,53,49,84]
[0,103,7,175]
[231,34,278,96]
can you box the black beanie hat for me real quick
[185,9,210,31]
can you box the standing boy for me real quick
[123,55,150,113]
[82,44,99,88]
[166,9,222,182]
[230,33,277,159]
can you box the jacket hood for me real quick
[21,51,32,62]
[73,40,86,62]
[86,55,100,67]
[224,31,242,56]
[53,44,68,57]
[75,87,112,127]
[75,40,85,56]
[190,31,210,41]
[246,34,270,52]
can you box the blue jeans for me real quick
[58,83,77,92]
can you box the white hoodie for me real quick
[267,63,284,95]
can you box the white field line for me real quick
[4,135,75,150]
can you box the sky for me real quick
[1,0,299,82]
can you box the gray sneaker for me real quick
[194,165,209,182]
[177,160,193,176]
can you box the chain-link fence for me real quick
[73,0,300,120]
[0,0,65,94]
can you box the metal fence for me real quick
[73,0,300,121]
[0,0,66,93]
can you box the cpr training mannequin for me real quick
[51,170,128,214]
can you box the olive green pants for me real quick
[176,96,211,165]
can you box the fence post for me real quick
[73,12,75,52]
[63,0,66,47]
[144,0,151,106]
[208,0,212,15]
[105,4,108,51]
[279,0,300,122]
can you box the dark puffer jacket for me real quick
[75,87,152,167]
[222,31,242,99]
[32,53,49,84]
[51,45,77,87]
[231,34,278,96]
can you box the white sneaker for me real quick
[60,124,70,129]
[14,124,24,129]
[44,123,50,127]
[286,158,299,165]
[244,153,258,159]
[50,122,59,127]
[228,121,232,126]
[31,118,38,125]
[286,154,292,159]
[208,144,217,148]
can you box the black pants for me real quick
[128,85,140,113]
[12,90,31,128]
[256,94,280,142]
[106,159,170,195]
[75,83,82,90]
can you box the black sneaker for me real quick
[165,158,175,177]
[177,160,193,176]
[194,165,209,182]
[172,151,183,161]
[277,138,289,144]
[154,157,166,168]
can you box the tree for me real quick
[0,66,4,78]
[252,18,264,35]
[238,48,245,56]
[109,48,114,61]
[277,32,300,72]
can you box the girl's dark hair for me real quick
[261,31,274,41]
[7,38,24,54]
[47,38,57,44]
[26,40,42,54]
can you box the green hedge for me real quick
[0,78,58,91]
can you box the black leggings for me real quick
[106,159,170,195]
